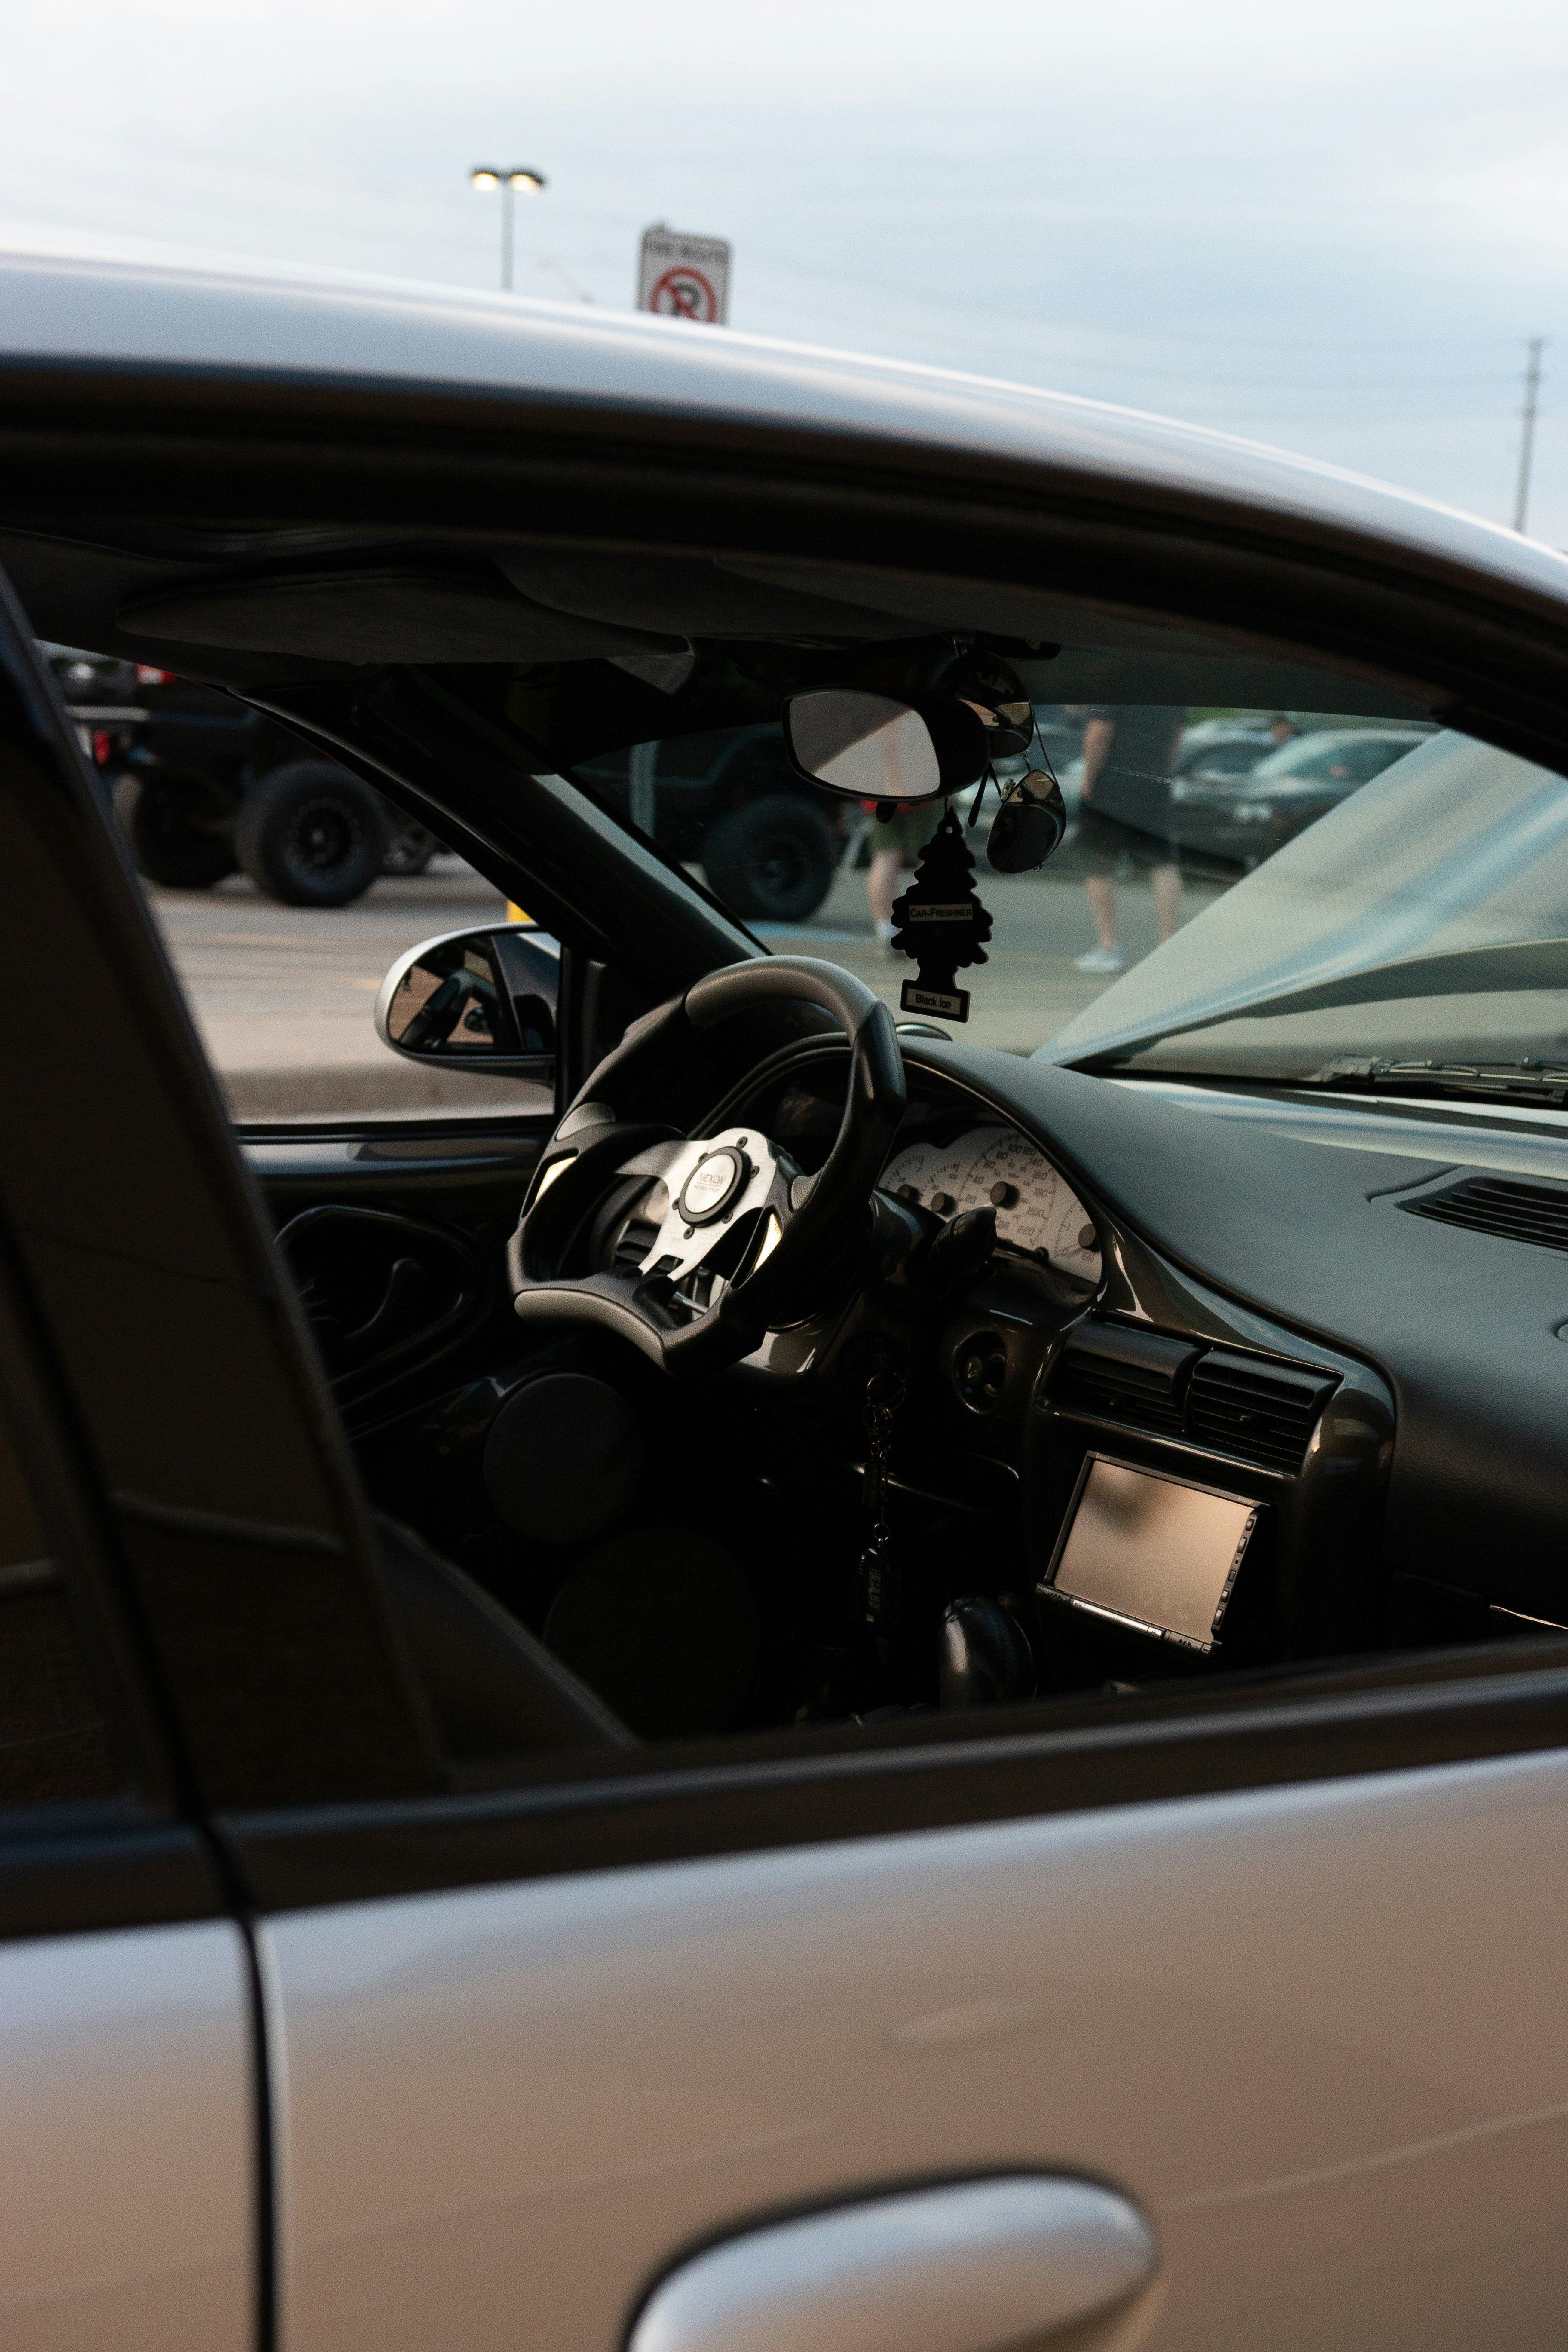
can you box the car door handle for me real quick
[628,2175,1158,2352]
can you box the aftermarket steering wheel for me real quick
[507,958,906,1373]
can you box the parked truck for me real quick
[46,648,437,905]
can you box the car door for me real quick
[7,580,1568,2352]
[253,1741,1568,2352]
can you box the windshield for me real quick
[1047,727,1568,1084]
[439,620,1568,1087]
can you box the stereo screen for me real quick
[1044,1457,1258,1651]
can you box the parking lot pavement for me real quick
[148,848,1220,1120]
[147,859,544,1118]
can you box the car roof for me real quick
[1289,726,1427,742]
[1256,727,1424,764]
[3,242,1568,618]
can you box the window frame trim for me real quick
[225,1635,1568,1912]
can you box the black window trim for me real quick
[226,1635,1568,1913]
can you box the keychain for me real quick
[857,1363,906,1657]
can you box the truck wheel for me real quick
[380,809,439,876]
[234,762,389,907]
[702,795,836,922]
[113,772,238,890]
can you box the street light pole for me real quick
[1513,336,1546,536]
[470,166,547,293]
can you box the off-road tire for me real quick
[234,761,389,907]
[113,772,239,891]
[380,810,440,876]
[702,793,837,922]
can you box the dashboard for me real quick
[248,1019,1568,1695]
[888,1040,1568,1656]
[713,1043,1409,1687]
[711,1033,1568,1678]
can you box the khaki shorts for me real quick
[1076,804,1176,873]
[867,803,942,860]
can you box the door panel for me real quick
[245,1124,547,1430]
[0,1918,253,2352]
[266,1747,1568,2352]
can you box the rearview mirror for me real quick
[376,922,559,1078]
[782,689,990,802]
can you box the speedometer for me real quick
[880,1124,1100,1283]
[957,1130,1100,1278]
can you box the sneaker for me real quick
[1074,946,1126,973]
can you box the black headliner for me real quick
[0,516,1433,774]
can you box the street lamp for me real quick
[470,166,547,292]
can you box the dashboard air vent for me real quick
[1400,1175,1568,1254]
[1050,1322,1341,1473]
[1054,1323,1199,1437]
[1185,1350,1337,1473]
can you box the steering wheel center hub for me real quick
[678,1144,751,1226]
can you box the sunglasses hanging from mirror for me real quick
[782,646,1068,1022]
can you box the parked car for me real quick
[44,647,441,902]
[8,246,1568,2352]
[1171,724,1433,870]
[1173,717,1279,779]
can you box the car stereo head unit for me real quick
[1039,1455,1259,1653]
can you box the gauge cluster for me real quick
[879,1125,1101,1283]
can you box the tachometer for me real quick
[879,1138,974,1220]
[879,1124,1101,1282]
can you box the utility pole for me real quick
[1513,336,1545,535]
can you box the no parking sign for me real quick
[637,225,730,325]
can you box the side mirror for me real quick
[376,922,559,1078]
[782,689,990,802]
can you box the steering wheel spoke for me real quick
[635,1127,789,1286]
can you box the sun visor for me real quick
[720,557,1128,647]
[717,557,1433,716]
[118,567,683,663]
[493,550,918,640]
[1031,652,1430,714]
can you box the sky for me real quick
[3,0,1566,541]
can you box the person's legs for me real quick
[1084,872,1118,949]
[868,846,903,938]
[1152,860,1182,943]
[1073,810,1127,971]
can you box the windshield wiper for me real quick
[1296,1055,1568,1106]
